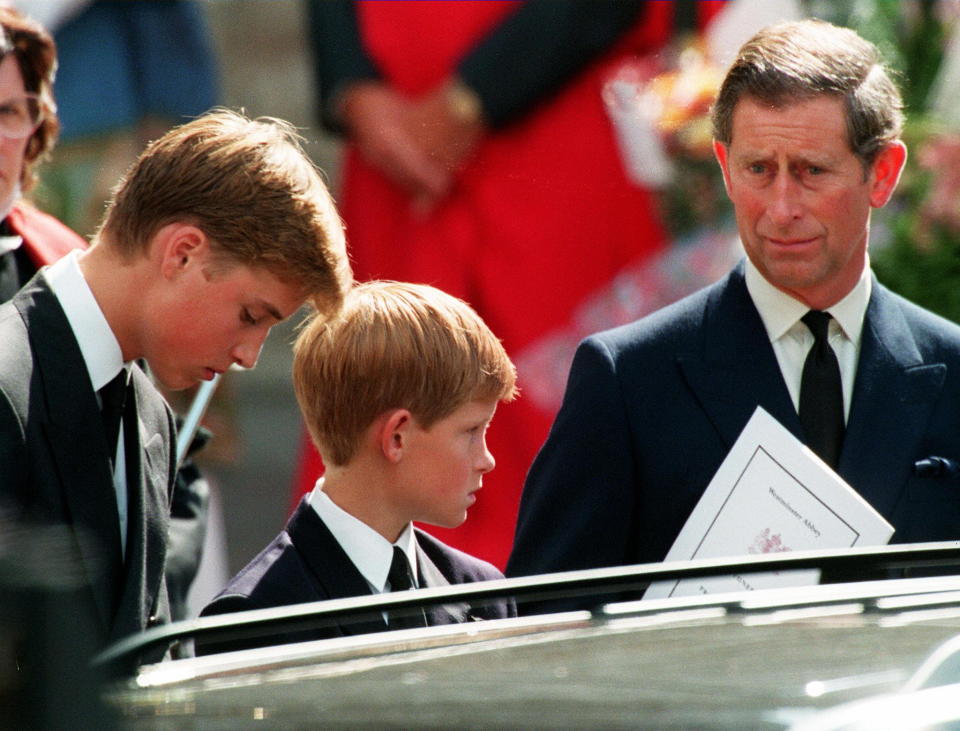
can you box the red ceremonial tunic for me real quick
[9,201,88,267]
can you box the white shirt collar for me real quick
[43,249,126,391]
[744,257,872,346]
[308,480,418,592]
[0,234,21,256]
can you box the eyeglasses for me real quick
[0,93,43,139]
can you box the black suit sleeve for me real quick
[307,0,645,132]
[305,0,382,134]
[507,336,639,584]
[164,460,210,621]
[458,0,645,128]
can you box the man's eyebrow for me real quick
[256,299,284,321]
[732,148,770,161]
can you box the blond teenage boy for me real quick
[0,109,351,657]
[201,281,518,650]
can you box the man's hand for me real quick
[407,79,485,182]
[340,82,453,206]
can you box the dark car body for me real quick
[92,543,960,729]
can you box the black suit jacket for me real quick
[0,275,176,654]
[508,262,960,582]
[200,497,515,653]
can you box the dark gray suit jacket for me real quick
[0,275,176,654]
[508,261,960,581]
[200,497,516,653]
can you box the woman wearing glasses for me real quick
[0,5,87,304]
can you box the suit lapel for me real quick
[838,284,946,521]
[288,503,390,635]
[678,264,802,451]
[111,374,170,640]
[18,280,122,632]
[415,531,470,625]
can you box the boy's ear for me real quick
[157,222,211,279]
[379,408,413,463]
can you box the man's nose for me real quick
[767,172,804,225]
[231,330,269,369]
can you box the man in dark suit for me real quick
[0,7,213,639]
[0,108,351,658]
[507,20,960,591]
[201,282,518,653]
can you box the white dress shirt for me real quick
[744,257,872,423]
[44,249,130,557]
[308,480,419,593]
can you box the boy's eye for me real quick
[241,308,257,325]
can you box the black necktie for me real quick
[99,371,128,466]
[386,546,427,629]
[799,311,845,468]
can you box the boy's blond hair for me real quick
[98,108,352,315]
[293,281,518,466]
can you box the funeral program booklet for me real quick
[645,406,894,599]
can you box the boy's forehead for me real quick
[452,398,499,420]
[223,262,307,321]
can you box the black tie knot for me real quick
[801,310,832,342]
[99,370,128,462]
[385,546,428,629]
[387,546,415,592]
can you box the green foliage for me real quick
[658,154,732,240]
[872,141,960,323]
[819,0,960,322]
[874,215,960,323]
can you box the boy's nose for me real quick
[477,441,495,474]
[231,331,268,369]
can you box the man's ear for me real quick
[157,222,210,279]
[869,140,907,208]
[713,139,733,195]
[379,408,413,464]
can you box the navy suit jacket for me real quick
[200,498,516,653]
[0,275,176,655]
[507,262,960,580]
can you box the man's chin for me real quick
[152,370,197,392]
